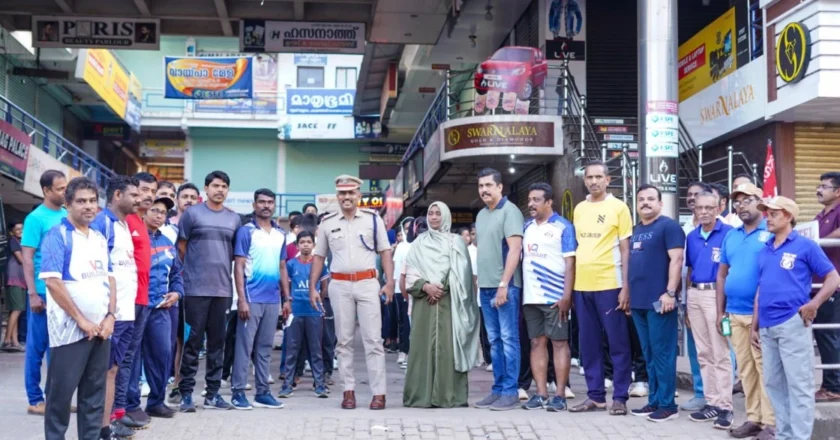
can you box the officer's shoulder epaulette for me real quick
[359,208,379,216]
[322,212,339,221]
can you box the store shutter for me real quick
[585,0,637,118]
[528,0,539,48]
[7,74,37,116]
[37,88,64,136]
[794,123,840,219]
[0,56,7,97]
[513,166,548,215]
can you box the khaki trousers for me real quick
[687,287,733,410]
[330,278,387,395]
[730,314,775,425]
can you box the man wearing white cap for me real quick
[310,175,393,410]
[755,196,840,440]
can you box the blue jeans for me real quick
[480,287,521,397]
[686,328,705,399]
[142,308,172,410]
[632,309,678,411]
[116,305,150,412]
[761,315,815,440]
[24,295,50,406]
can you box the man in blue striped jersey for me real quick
[521,182,577,412]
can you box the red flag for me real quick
[763,140,778,198]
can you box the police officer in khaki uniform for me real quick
[310,175,394,410]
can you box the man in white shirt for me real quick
[392,217,414,366]
[40,177,117,440]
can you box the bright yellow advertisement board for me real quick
[80,49,130,118]
[678,7,737,102]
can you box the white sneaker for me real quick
[304,361,312,372]
[268,375,275,385]
[674,390,680,398]
[246,383,253,391]
[333,358,338,369]
[579,366,585,376]
[605,379,613,389]
[485,364,493,372]
[571,358,580,367]
[548,382,557,394]
[140,382,150,398]
[565,386,576,399]
[221,379,230,388]
[397,352,407,365]
[629,382,649,397]
[518,388,529,401]
[201,388,207,397]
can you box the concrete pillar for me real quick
[638,0,679,219]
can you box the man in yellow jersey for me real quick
[568,161,633,416]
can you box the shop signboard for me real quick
[679,56,767,146]
[240,20,365,54]
[164,56,254,99]
[194,52,277,114]
[0,120,30,181]
[678,3,751,102]
[140,140,186,159]
[286,89,355,115]
[294,54,327,66]
[545,0,587,97]
[23,148,70,197]
[648,157,678,194]
[775,22,811,84]
[33,16,160,50]
[354,117,382,139]
[281,115,355,140]
[83,123,132,141]
[440,115,563,161]
[125,73,142,132]
[76,49,131,118]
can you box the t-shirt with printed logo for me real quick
[91,208,137,320]
[233,220,287,304]
[523,212,577,305]
[287,257,329,317]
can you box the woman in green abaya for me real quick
[403,201,479,408]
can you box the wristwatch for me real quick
[105,312,115,320]
[498,281,508,288]
[666,290,676,298]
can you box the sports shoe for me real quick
[304,361,312,372]
[631,404,657,417]
[485,364,493,372]
[179,394,196,413]
[518,388,529,401]
[109,420,136,438]
[254,393,284,409]
[167,389,182,405]
[221,379,230,388]
[571,358,580,367]
[690,405,720,422]
[713,409,734,429]
[548,382,557,394]
[200,388,207,397]
[490,395,520,411]
[680,397,706,412]
[125,408,150,425]
[203,393,233,410]
[565,386,576,399]
[474,393,500,409]
[140,382,150,398]
[277,385,294,398]
[119,413,149,430]
[268,375,275,385]
[400,362,407,369]
[545,396,567,412]
[629,382,649,398]
[198,349,206,359]
[145,405,176,419]
[231,392,253,410]
[647,408,679,422]
[314,386,329,398]
[604,379,614,389]
[522,395,547,410]
[579,366,585,376]
[397,352,407,365]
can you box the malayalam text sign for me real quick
[164,56,254,100]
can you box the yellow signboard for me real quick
[776,22,811,83]
[129,72,143,102]
[80,49,130,118]
[678,7,737,102]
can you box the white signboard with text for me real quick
[32,16,160,50]
[679,56,767,146]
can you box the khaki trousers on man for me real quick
[731,314,775,426]
[330,278,387,395]
[687,287,733,410]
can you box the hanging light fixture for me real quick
[485,0,494,21]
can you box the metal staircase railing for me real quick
[556,61,603,166]
[0,94,115,188]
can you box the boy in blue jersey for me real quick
[278,231,330,398]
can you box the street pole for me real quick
[638,0,679,219]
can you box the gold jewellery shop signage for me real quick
[440,115,563,161]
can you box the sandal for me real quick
[569,398,607,413]
[610,401,628,416]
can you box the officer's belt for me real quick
[690,282,716,290]
[331,269,377,282]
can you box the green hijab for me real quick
[405,201,479,372]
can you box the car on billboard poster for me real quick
[474,46,547,99]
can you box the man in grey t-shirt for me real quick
[176,170,242,411]
[473,168,524,411]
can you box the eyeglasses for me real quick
[148,208,167,216]
[732,198,757,209]
[817,184,839,191]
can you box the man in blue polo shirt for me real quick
[231,189,288,410]
[715,183,775,439]
[685,191,734,428]
[754,196,840,440]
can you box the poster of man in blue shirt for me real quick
[754,196,840,440]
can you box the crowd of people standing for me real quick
[2,163,839,440]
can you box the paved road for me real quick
[0,330,744,440]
